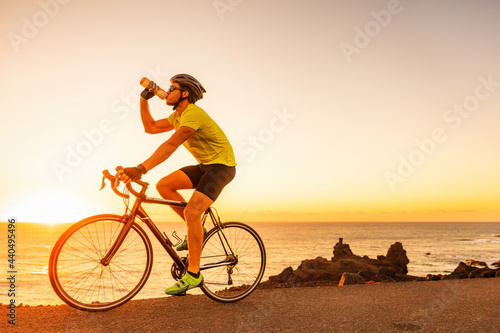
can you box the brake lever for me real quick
[100,175,106,191]
[101,169,129,198]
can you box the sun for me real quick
[6,189,98,224]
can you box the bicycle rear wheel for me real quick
[200,222,266,302]
[48,214,153,311]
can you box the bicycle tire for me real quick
[48,214,153,311]
[199,222,266,302]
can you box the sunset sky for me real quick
[1,0,499,223]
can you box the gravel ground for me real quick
[2,278,500,332]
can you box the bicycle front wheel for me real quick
[48,214,153,311]
[200,222,266,302]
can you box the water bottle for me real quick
[140,77,168,100]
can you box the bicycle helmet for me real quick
[170,74,206,109]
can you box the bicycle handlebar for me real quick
[100,167,149,199]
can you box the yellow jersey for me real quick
[167,104,236,167]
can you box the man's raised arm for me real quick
[140,97,174,134]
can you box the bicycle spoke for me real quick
[65,263,101,297]
[66,234,102,261]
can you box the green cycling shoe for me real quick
[176,226,207,251]
[165,272,203,296]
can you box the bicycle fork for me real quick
[100,214,136,266]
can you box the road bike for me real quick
[48,167,266,312]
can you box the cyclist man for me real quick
[118,74,236,296]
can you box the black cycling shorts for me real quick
[179,164,236,202]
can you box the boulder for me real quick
[426,274,443,281]
[451,262,477,278]
[267,266,294,284]
[469,268,492,279]
[339,272,366,286]
[448,261,499,280]
[384,242,409,274]
[332,238,354,260]
[480,270,497,278]
[466,260,489,269]
[378,265,397,278]
[293,257,340,284]
[358,269,375,281]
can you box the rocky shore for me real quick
[260,238,500,288]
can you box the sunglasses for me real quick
[168,85,182,92]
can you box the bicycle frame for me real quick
[100,170,235,274]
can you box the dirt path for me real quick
[3,278,500,332]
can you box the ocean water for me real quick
[0,221,498,306]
